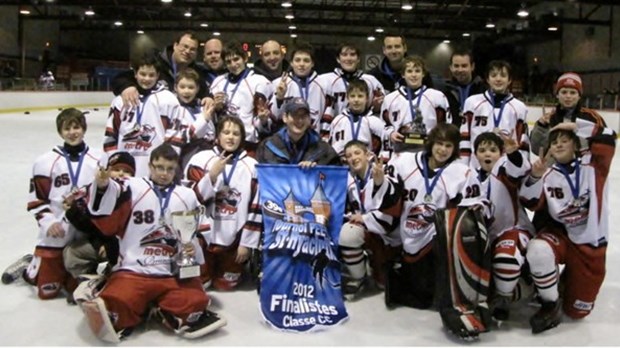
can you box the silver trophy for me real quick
[170,206,205,279]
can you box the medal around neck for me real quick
[170,206,205,279]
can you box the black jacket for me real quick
[257,128,340,165]
[442,76,486,126]
[253,59,291,82]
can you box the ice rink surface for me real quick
[0,108,619,346]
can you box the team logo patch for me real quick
[139,225,178,254]
[404,204,436,236]
[557,191,590,227]
[215,188,242,218]
[573,299,594,311]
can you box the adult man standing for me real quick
[253,40,290,82]
[201,38,227,86]
[112,32,210,107]
[368,35,407,93]
[442,49,486,126]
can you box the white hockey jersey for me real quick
[381,85,450,154]
[345,167,402,246]
[479,151,534,242]
[387,151,484,255]
[520,125,616,247]
[270,70,330,134]
[87,177,210,276]
[329,109,386,158]
[210,69,274,144]
[460,91,530,168]
[166,102,214,153]
[318,68,385,116]
[27,145,104,248]
[104,85,179,177]
[184,148,261,249]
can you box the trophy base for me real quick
[395,132,426,152]
[178,265,200,279]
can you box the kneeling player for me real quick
[81,144,226,342]
[384,124,490,340]
[521,124,615,334]
[474,132,535,321]
[339,140,402,300]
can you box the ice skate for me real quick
[2,254,33,285]
[530,300,561,334]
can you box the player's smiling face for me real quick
[347,89,368,114]
[217,121,243,153]
[337,47,360,72]
[60,122,85,146]
[345,144,369,177]
[225,54,247,76]
[135,65,159,90]
[149,158,177,186]
[549,133,577,164]
[430,140,454,168]
[487,67,511,94]
[403,62,424,89]
[475,141,501,173]
[174,77,199,104]
[291,52,314,77]
[261,41,283,71]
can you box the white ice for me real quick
[0,108,619,346]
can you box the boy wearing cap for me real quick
[257,97,340,166]
[62,151,136,282]
[530,72,607,155]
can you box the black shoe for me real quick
[2,254,33,285]
[530,300,561,334]
[343,277,366,301]
[491,295,511,322]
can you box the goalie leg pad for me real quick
[81,297,122,343]
[434,207,491,315]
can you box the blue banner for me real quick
[256,164,349,332]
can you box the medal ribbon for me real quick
[354,165,372,213]
[421,154,446,201]
[348,113,364,141]
[557,159,580,200]
[151,182,174,224]
[222,152,240,187]
[406,86,426,125]
[488,90,508,129]
[136,95,150,126]
[292,75,310,101]
[223,69,250,104]
[62,147,87,189]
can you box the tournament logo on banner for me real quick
[256,164,349,332]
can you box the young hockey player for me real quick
[210,41,274,156]
[521,122,615,334]
[23,108,105,300]
[329,79,386,160]
[473,132,535,321]
[530,72,604,155]
[184,116,261,290]
[319,42,385,116]
[382,55,450,156]
[166,68,217,172]
[104,54,179,177]
[81,143,226,342]
[384,123,490,340]
[62,151,136,284]
[339,140,402,300]
[459,60,530,169]
[270,41,331,137]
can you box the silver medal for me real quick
[424,194,433,203]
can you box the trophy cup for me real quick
[395,111,427,153]
[170,207,204,279]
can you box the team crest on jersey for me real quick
[557,190,590,227]
[214,187,242,218]
[139,225,178,254]
[122,124,156,151]
[224,102,240,117]
[404,203,436,235]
